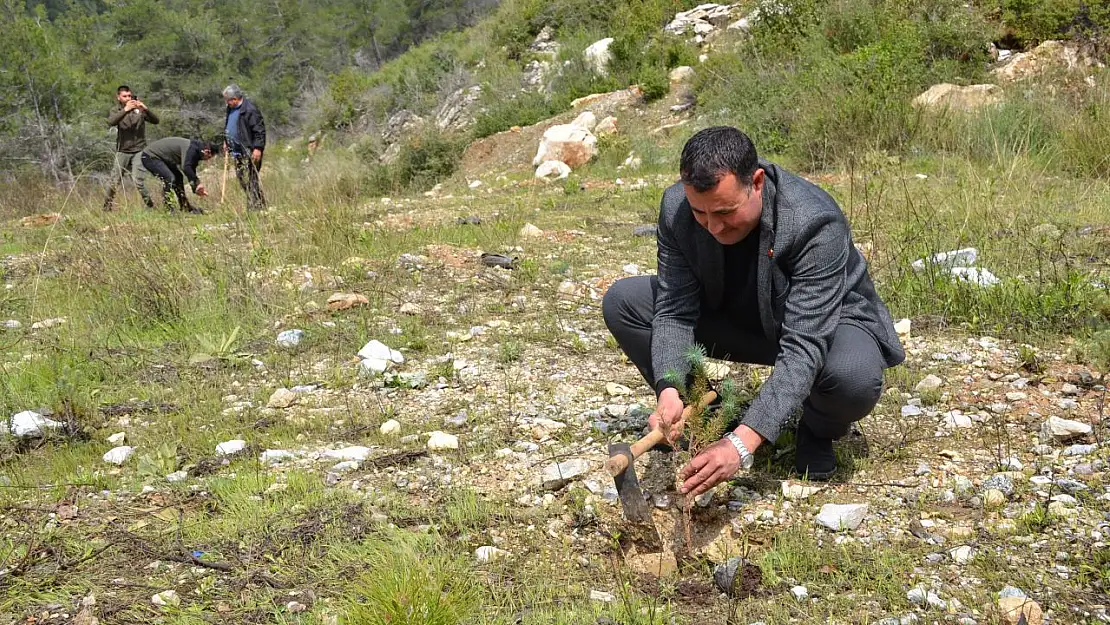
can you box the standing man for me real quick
[602,127,905,494]
[104,85,158,210]
[222,84,267,211]
[140,137,220,214]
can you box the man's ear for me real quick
[750,168,765,194]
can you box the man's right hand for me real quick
[123,100,138,111]
[648,387,686,444]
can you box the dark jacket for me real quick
[107,104,158,153]
[652,160,905,443]
[142,137,206,191]
[224,98,266,155]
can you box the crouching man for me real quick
[602,126,905,495]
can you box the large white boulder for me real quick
[584,38,614,76]
[532,125,598,168]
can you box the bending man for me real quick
[140,137,220,214]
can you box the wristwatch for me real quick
[725,432,755,470]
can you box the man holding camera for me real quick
[104,85,158,210]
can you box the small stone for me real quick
[331,460,359,473]
[267,388,297,409]
[1062,444,1097,456]
[8,410,63,438]
[916,375,943,392]
[102,446,134,465]
[983,489,1007,507]
[260,449,296,464]
[901,405,923,417]
[1006,392,1027,402]
[915,463,932,476]
[357,340,403,364]
[379,419,401,436]
[782,481,824,500]
[998,596,1043,625]
[816,503,868,531]
[790,585,808,601]
[445,410,468,427]
[894,318,911,335]
[286,602,307,613]
[998,586,1026,599]
[1061,383,1080,396]
[943,412,974,429]
[399,302,423,315]
[323,446,371,461]
[1058,399,1079,411]
[542,459,590,490]
[999,456,1023,471]
[151,590,180,607]
[982,474,1015,496]
[519,223,544,238]
[107,432,126,445]
[953,475,974,494]
[1042,416,1092,440]
[605,382,632,396]
[216,439,246,456]
[166,471,188,483]
[426,431,459,451]
[949,545,974,564]
[713,557,757,596]
[2,320,21,329]
[475,545,510,562]
[276,329,304,348]
[589,589,616,602]
[694,490,715,508]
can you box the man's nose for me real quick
[707,216,725,234]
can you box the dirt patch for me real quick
[100,400,179,418]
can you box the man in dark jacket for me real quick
[140,137,220,214]
[104,85,158,210]
[222,84,267,211]
[602,127,905,494]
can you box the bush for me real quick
[998,0,1110,50]
[365,130,468,195]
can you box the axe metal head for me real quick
[608,442,654,524]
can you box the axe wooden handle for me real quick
[605,390,718,477]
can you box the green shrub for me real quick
[366,130,468,195]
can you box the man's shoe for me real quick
[795,420,837,481]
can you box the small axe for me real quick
[606,390,717,523]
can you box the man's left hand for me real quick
[679,438,741,497]
[251,148,261,164]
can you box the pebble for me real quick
[790,585,808,601]
[1041,416,1091,440]
[1061,383,1080,395]
[1062,444,1097,456]
[102,446,134,465]
[267,388,297,409]
[542,459,590,490]
[215,440,246,456]
[276,329,304,348]
[151,590,180,607]
[916,375,943,392]
[474,546,510,562]
[816,503,868,531]
[427,431,459,451]
[949,545,974,564]
[166,471,188,483]
[589,590,616,602]
[260,450,296,464]
[379,419,401,435]
[982,475,1015,496]
[983,489,1007,507]
[286,602,307,613]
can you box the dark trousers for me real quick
[602,275,885,440]
[141,153,192,212]
[234,154,266,210]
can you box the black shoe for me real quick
[795,420,837,481]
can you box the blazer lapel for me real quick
[757,171,778,343]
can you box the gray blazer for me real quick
[652,160,905,443]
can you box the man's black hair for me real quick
[203,140,224,155]
[116,85,131,94]
[679,126,759,192]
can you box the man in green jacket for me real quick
[103,85,158,210]
[140,137,220,214]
